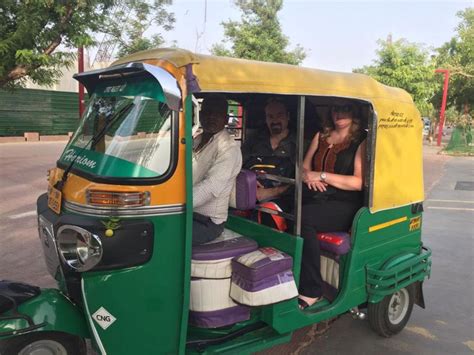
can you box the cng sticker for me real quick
[409,216,421,231]
[92,307,117,330]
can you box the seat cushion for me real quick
[230,247,298,306]
[189,278,250,328]
[231,247,293,281]
[190,278,237,312]
[192,230,258,261]
[191,229,258,278]
[320,251,340,301]
[230,270,298,306]
[317,232,351,255]
[229,169,257,210]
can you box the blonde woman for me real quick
[298,103,366,309]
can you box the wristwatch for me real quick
[320,172,327,182]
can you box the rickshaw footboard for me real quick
[186,321,266,352]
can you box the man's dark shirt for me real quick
[241,130,296,187]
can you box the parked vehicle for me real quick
[422,117,431,136]
[0,48,431,355]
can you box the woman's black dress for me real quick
[299,132,366,298]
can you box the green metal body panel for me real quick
[190,204,430,349]
[0,89,80,136]
[0,289,89,339]
[82,213,189,355]
[79,96,194,355]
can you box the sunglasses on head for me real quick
[332,104,353,113]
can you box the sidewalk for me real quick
[423,143,451,196]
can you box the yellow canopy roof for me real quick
[113,48,414,103]
[113,48,424,212]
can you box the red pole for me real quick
[435,69,450,146]
[78,47,85,118]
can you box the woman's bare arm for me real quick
[302,132,320,171]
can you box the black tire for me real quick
[368,284,415,337]
[0,331,86,355]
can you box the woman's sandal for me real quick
[298,296,323,310]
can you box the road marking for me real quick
[463,340,474,351]
[8,210,36,220]
[427,199,474,204]
[406,326,437,340]
[427,207,474,211]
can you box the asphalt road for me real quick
[0,142,66,288]
[0,141,473,354]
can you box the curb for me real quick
[0,132,73,143]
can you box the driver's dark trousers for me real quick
[299,200,360,298]
[192,212,225,246]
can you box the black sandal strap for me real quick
[298,298,310,310]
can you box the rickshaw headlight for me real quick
[57,225,103,272]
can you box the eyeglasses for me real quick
[332,105,353,113]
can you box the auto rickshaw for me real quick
[0,48,431,354]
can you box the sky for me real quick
[155,0,472,73]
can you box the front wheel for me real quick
[368,285,415,337]
[0,331,86,355]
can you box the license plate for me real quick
[48,186,62,214]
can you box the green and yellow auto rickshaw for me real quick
[0,48,431,355]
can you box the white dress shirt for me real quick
[193,129,242,224]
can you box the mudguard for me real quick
[366,246,432,304]
[0,288,90,340]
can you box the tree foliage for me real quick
[0,0,175,89]
[353,38,436,116]
[434,8,474,112]
[101,0,175,58]
[0,0,114,89]
[211,0,306,65]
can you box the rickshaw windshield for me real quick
[59,75,177,179]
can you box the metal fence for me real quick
[0,88,80,136]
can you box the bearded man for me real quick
[241,98,296,210]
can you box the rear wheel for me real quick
[368,285,415,337]
[0,331,85,355]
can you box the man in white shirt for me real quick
[192,95,242,245]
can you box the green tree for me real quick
[0,0,114,89]
[102,0,175,58]
[211,0,306,65]
[353,38,436,116]
[434,8,474,113]
[0,0,175,89]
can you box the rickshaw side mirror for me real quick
[411,203,424,214]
